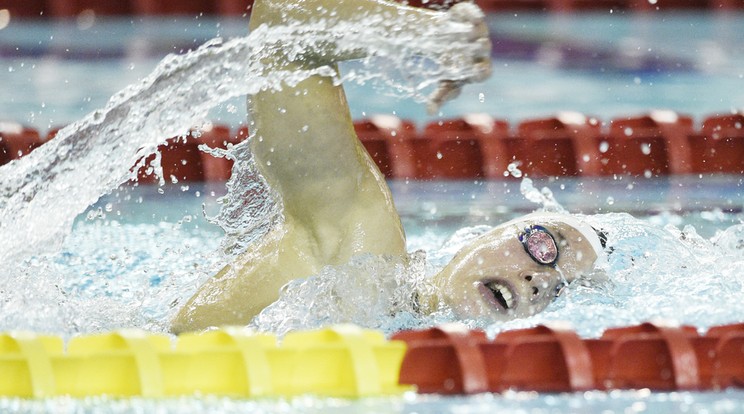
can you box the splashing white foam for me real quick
[0,10,492,335]
[0,13,487,266]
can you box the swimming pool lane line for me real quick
[3,321,744,398]
[3,110,743,181]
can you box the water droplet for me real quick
[507,162,522,178]
[644,170,653,178]
[478,92,485,103]
[436,151,443,160]
[624,127,634,137]
[641,143,652,155]
[606,196,615,205]
[599,141,609,153]
[582,154,590,162]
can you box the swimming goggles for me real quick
[519,225,559,266]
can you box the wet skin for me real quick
[169,0,603,332]
[427,212,601,321]
[170,0,491,333]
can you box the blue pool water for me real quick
[1,12,743,128]
[3,177,744,412]
[2,9,744,414]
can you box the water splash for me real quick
[0,11,491,335]
[0,13,487,266]
[250,252,454,335]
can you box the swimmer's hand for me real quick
[427,2,492,115]
[427,80,465,115]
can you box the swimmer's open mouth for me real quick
[478,279,516,313]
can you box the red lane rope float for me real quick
[195,124,241,182]
[6,322,744,397]
[133,125,248,184]
[690,113,744,174]
[419,115,509,180]
[354,115,419,180]
[135,137,206,184]
[5,110,744,180]
[704,323,744,389]
[515,113,600,178]
[596,322,701,391]
[392,323,490,394]
[605,111,695,176]
[45,0,133,18]
[493,324,595,392]
[0,122,45,164]
[394,322,744,394]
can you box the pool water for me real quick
[8,175,742,336]
[4,177,744,412]
[2,8,744,413]
[2,13,743,128]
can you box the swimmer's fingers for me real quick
[428,3,491,114]
[427,80,464,115]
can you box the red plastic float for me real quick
[704,323,744,389]
[2,0,48,18]
[46,0,132,18]
[603,111,693,177]
[419,115,508,180]
[7,109,744,181]
[130,0,214,16]
[591,323,700,390]
[215,0,254,16]
[392,324,490,394]
[688,113,744,174]
[354,116,419,179]
[392,322,744,394]
[476,0,549,12]
[630,0,713,11]
[135,134,204,184]
[493,324,595,392]
[514,112,602,177]
[0,122,44,165]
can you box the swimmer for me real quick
[171,0,600,333]
[171,0,491,333]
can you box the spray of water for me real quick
[0,11,486,265]
[0,10,489,334]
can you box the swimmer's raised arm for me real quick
[172,0,492,333]
[250,0,492,111]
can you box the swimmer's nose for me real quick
[520,272,560,304]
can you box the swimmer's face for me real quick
[431,214,599,321]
